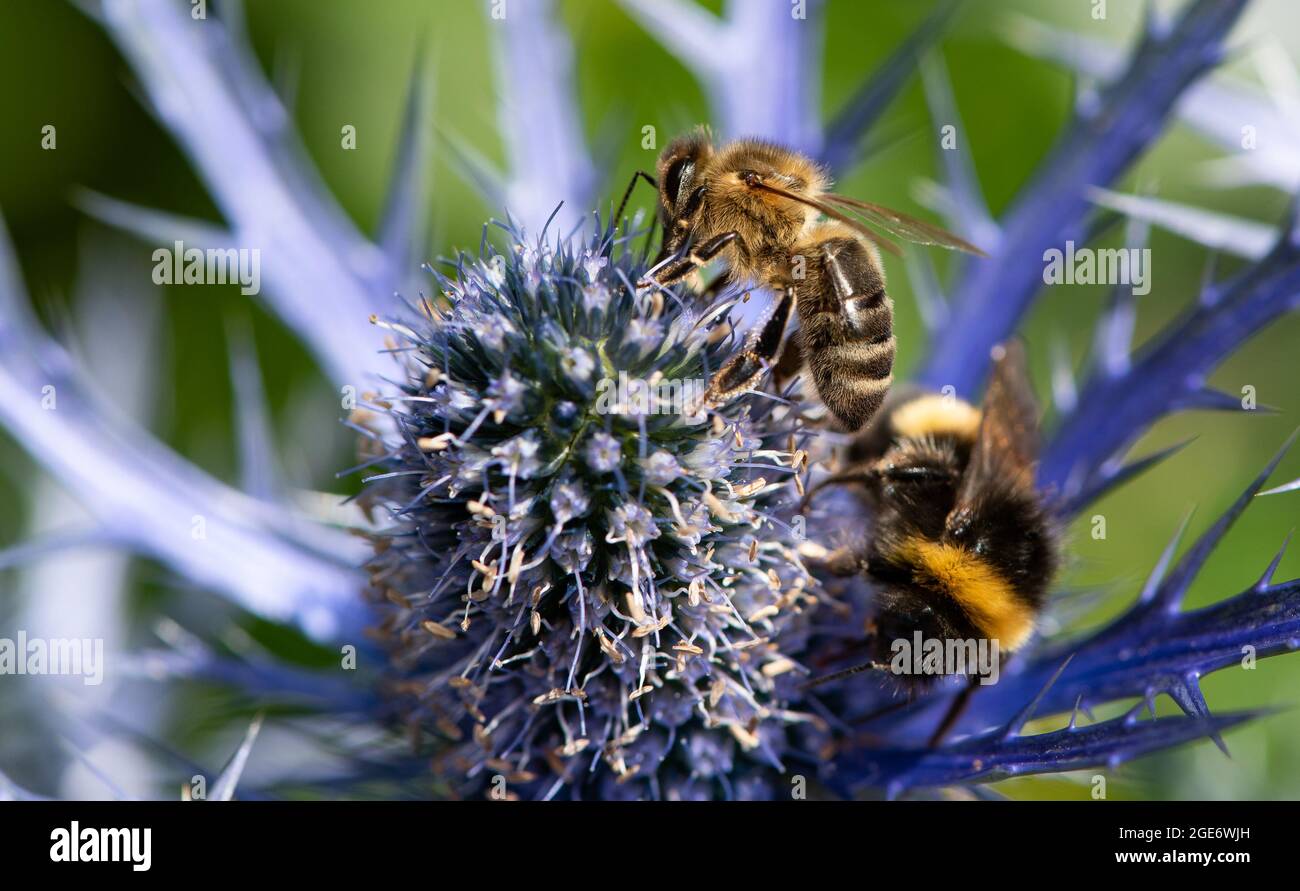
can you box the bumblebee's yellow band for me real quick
[893,538,1035,651]
[890,394,982,443]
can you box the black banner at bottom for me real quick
[0,800,1278,876]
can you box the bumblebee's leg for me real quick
[926,653,1010,748]
[798,541,864,577]
[925,676,978,748]
[801,658,892,691]
[614,169,656,230]
[795,466,874,514]
[637,230,739,289]
[798,237,895,430]
[698,284,793,408]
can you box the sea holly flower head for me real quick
[362,221,818,798]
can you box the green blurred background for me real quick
[0,0,1298,799]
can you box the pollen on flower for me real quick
[363,219,818,799]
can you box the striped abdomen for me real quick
[793,231,895,431]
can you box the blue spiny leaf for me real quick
[818,0,959,175]
[920,0,1252,396]
[829,708,1260,797]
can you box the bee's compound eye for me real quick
[663,157,694,209]
[680,184,708,219]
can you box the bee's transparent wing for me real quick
[745,180,904,256]
[824,194,988,256]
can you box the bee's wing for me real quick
[957,340,1040,505]
[745,180,904,256]
[824,194,989,257]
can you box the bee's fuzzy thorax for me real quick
[711,139,829,197]
[703,140,830,278]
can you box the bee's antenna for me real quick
[796,467,875,515]
[615,170,657,234]
[801,660,893,691]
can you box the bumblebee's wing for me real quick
[957,340,1040,505]
[824,194,989,257]
[745,180,904,256]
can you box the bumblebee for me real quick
[616,128,985,431]
[806,342,1060,742]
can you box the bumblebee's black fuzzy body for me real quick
[845,345,1060,683]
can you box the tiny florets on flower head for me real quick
[364,219,818,799]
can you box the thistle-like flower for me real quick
[363,222,816,798]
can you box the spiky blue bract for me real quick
[1043,208,1300,506]
[919,0,1251,396]
[829,705,1262,799]
[362,220,818,800]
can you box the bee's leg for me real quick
[697,284,793,408]
[926,654,1009,748]
[839,690,923,749]
[925,676,978,748]
[636,230,739,289]
[699,269,734,301]
[796,541,863,577]
[771,327,805,389]
[796,465,874,514]
[613,170,656,230]
[800,658,892,691]
[799,238,895,431]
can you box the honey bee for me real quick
[804,342,1060,745]
[620,128,985,431]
